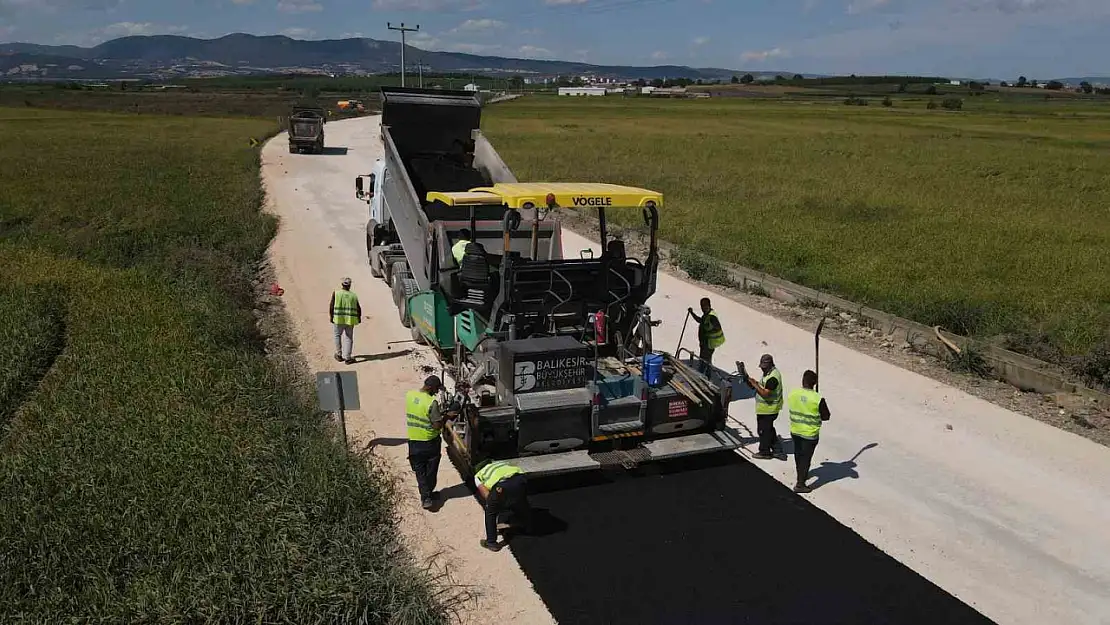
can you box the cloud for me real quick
[451,18,506,32]
[0,0,121,14]
[517,44,552,58]
[692,36,710,45]
[281,26,315,38]
[650,50,669,60]
[950,0,1074,13]
[545,0,588,4]
[277,0,322,13]
[740,47,787,62]
[371,0,484,10]
[98,21,180,37]
[847,0,889,14]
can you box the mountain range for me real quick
[0,33,778,82]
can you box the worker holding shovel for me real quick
[688,297,725,368]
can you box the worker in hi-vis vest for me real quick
[787,370,831,494]
[746,353,784,460]
[452,228,472,264]
[406,375,453,511]
[474,458,531,552]
[688,297,725,367]
[329,277,361,364]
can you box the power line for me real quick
[387,22,420,87]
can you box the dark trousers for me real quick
[699,344,715,368]
[485,474,530,543]
[792,434,819,485]
[757,414,779,455]
[407,439,441,503]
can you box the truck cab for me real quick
[356,158,388,250]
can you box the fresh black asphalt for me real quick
[505,453,996,625]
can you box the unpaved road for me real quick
[262,116,1110,625]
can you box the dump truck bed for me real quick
[378,87,520,290]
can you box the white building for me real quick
[558,87,607,96]
[462,83,480,92]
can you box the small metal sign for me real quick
[317,371,359,448]
[316,371,360,412]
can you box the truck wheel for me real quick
[368,242,383,278]
[389,263,412,309]
[400,278,420,329]
[388,261,409,285]
[288,145,295,154]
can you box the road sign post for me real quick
[317,371,360,448]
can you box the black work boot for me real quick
[794,482,812,494]
[480,539,503,552]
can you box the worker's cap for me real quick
[341,277,352,287]
[759,354,775,367]
[424,375,443,391]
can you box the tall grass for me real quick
[484,97,1110,379]
[0,109,449,623]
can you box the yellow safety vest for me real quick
[475,460,523,489]
[332,289,360,326]
[452,239,470,264]
[755,367,784,415]
[406,390,439,442]
[702,310,725,349]
[787,388,823,440]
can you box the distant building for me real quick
[649,86,688,97]
[950,79,962,86]
[463,83,480,92]
[558,87,607,96]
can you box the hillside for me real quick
[0,33,779,81]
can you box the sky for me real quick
[0,0,1108,78]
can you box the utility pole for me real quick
[417,58,427,88]
[387,22,419,87]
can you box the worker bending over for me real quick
[406,375,451,510]
[329,277,361,364]
[688,297,725,367]
[787,370,831,493]
[452,228,473,264]
[746,353,784,459]
[474,459,531,552]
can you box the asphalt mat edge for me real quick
[504,453,997,625]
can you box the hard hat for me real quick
[424,375,443,391]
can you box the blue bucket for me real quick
[642,352,664,387]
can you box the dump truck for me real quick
[288,105,326,154]
[355,87,749,479]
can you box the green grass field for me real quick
[484,96,1110,385]
[0,108,448,623]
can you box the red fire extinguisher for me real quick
[593,309,606,344]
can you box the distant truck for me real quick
[288,106,326,154]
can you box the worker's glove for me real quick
[737,362,752,387]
